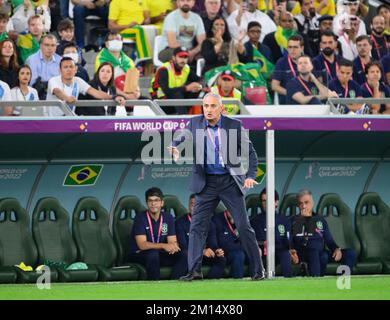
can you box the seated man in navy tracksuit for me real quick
[128,187,188,280]
[290,190,357,277]
[176,194,226,279]
[213,210,247,278]
[251,188,293,277]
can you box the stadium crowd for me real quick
[0,0,389,116]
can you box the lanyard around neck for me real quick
[297,76,312,95]
[146,210,163,243]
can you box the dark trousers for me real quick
[203,256,227,279]
[188,174,264,277]
[320,249,357,276]
[129,249,188,280]
[73,5,109,48]
[226,249,246,278]
[261,249,292,277]
[297,247,357,276]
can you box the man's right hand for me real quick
[215,248,225,257]
[186,82,202,93]
[203,248,215,258]
[167,146,180,162]
[164,242,181,254]
[83,0,96,10]
[65,96,77,105]
[290,249,299,264]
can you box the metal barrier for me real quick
[0,100,165,117]
[327,98,390,115]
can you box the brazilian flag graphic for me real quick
[256,163,267,184]
[63,165,103,186]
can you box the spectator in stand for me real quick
[286,55,338,105]
[0,39,19,89]
[10,65,39,116]
[56,18,85,67]
[10,0,51,33]
[338,14,359,61]
[312,0,336,16]
[377,4,390,35]
[312,31,341,85]
[26,34,61,99]
[271,34,304,105]
[333,0,366,37]
[158,0,206,64]
[227,0,276,43]
[335,0,369,19]
[0,12,17,42]
[382,53,390,85]
[71,0,109,49]
[128,187,188,281]
[45,57,123,117]
[17,15,44,64]
[62,42,89,83]
[176,194,226,279]
[77,62,125,116]
[95,32,141,100]
[0,79,12,116]
[370,15,390,61]
[210,70,248,115]
[108,0,153,62]
[263,12,298,64]
[353,35,373,85]
[238,21,271,66]
[328,59,363,113]
[150,47,202,114]
[295,0,321,55]
[308,15,335,57]
[145,0,174,32]
[200,0,225,38]
[360,61,390,115]
[201,17,241,74]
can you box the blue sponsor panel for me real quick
[119,163,193,207]
[30,164,126,217]
[0,165,41,208]
[118,162,296,209]
[367,162,390,207]
[286,161,375,211]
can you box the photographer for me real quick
[290,190,356,277]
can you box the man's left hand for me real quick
[333,248,342,262]
[243,178,258,189]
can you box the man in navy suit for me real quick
[168,92,265,281]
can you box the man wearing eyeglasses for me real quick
[128,187,188,280]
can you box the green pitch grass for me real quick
[0,276,389,300]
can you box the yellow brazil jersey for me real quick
[293,0,336,16]
[146,0,173,19]
[109,0,147,26]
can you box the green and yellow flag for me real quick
[252,46,275,79]
[256,163,267,184]
[121,26,152,61]
[95,48,135,73]
[63,165,103,186]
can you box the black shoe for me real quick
[251,271,266,281]
[179,271,203,281]
[300,262,309,277]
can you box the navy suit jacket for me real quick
[173,115,258,195]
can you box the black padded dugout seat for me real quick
[279,193,299,217]
[72,197,139,281]
[355,192,390,273]
[112,195,147,279]
[245,193,261,218]
[163,195,187,218]
[32,197,99,282]
[317,193,382,274]
[0,198,58,283]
